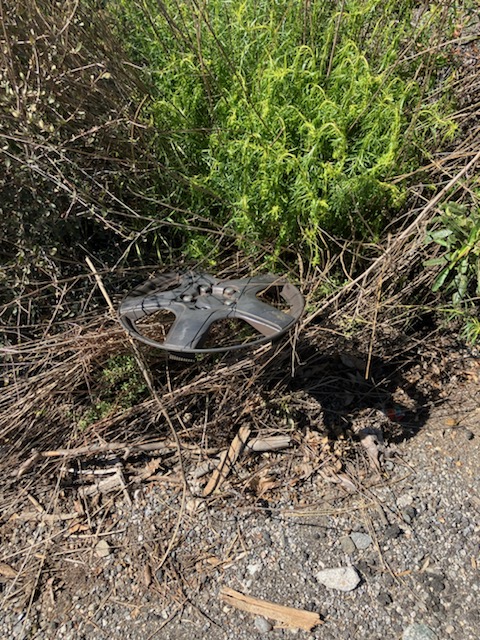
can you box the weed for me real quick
[461,316,480,346]
[111,0,458,263]
[78,354,147,429]
[425,199,480,344]
[425,201,480,303]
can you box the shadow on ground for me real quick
[259,335,434,446]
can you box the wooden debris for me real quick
[16,450,41,478]
[134,458,163,482]
[9,511,78,523]
[246,435,291,452]
[195,435,290,481]
[143,564,152,588]
[41,440,174,459]
[203,426,251,497]
[193,458,218,479]
[219,586,322,631]
[78,472,124,498]
[26,492,45,513]
[12,441,176,479]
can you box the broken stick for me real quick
[203,426,251,497]
[220,586,322,631]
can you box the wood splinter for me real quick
[203,426,251,497]
[220,586,322,631]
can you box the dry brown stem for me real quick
[203,426,251,496]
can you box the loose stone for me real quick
[377,592,393,606]
[402,623,437,640]
[315,566,361,592]
[350,532,372,550]
[254,617,273,633]
[402,506,417,523]
[385,524,403,539]
[429,577,445,593]
[397,494,414,509]
[339,535,356,554]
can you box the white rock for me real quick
[247,562,262,576]
[254,617,273,633]
[315,566,360,591]
[397,494,414,508]
[402,623,437,640]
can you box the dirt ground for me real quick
[1,333,479,640]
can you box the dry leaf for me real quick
[294,462,316,481]
[321,470,357,493]
[247,467,279,495]
[73,499,85,515]
[95,539,111,558]
[359,433,381,471]
[336,473,358,492]
[256,474,279,496]
[206,556,223,568]
[68,522,90,535]
[143,564,152,588]
[0,562,17,578]
[137,458,163,481]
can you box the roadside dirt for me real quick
[1,335,479,640]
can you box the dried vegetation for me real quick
[0,0,480,623]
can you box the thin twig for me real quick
[85,257,190,570]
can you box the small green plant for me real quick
[461,316,480,346]
[425,202,480,303]
[78,354,147,429]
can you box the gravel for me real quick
[350,532,372,550]
[1,367,479,640]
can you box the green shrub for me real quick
[111,0,457,262]
[425,199,480,344]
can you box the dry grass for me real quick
[0,2,479,626]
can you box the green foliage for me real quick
[425,202,480,303]
[461,316,480,346]
[111,0,457,262]
[78,355,146,428]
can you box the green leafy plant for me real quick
[425,202,480,303]
[78,354,147,429]
[110,0,457,263]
